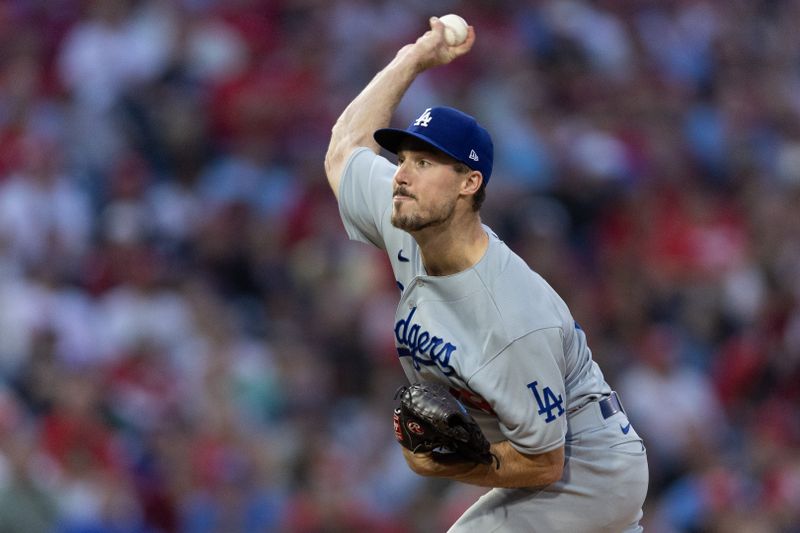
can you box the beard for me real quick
[391,195,457,232]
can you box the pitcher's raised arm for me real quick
[323,16,475,199]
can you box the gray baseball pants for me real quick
[448,397,649,532]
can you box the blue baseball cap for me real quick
[374,106,494,185]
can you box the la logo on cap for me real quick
[373,105,494,185]
[413,108,433,127]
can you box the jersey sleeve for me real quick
[337,147,396,250]
[467,327,568,455]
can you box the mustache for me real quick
[393,186,415,199]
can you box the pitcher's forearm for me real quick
[326,48,424,169]
[401,441,564,489]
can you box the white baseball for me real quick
[439,14,468,46]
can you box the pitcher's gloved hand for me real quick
[393,382,496,466]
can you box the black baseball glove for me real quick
[393,382,497,467]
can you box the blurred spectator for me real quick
[0,133,91,270]
[619,324,727,490]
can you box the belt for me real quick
[567,391,626,436]
[599,391,625,419]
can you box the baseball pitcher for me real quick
[324,16,649,532]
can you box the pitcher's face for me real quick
[391,149,463,232]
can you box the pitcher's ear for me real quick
[461,170,483,196]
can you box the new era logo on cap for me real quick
[374,106,494,185]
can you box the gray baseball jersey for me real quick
[338,147,612,456]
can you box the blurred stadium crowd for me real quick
[0,0,798,531]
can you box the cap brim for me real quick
[374,128,463,164]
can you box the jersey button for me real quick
[417,280,425,287]
[408,301,415,308]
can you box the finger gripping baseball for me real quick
[394,382,496,466]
